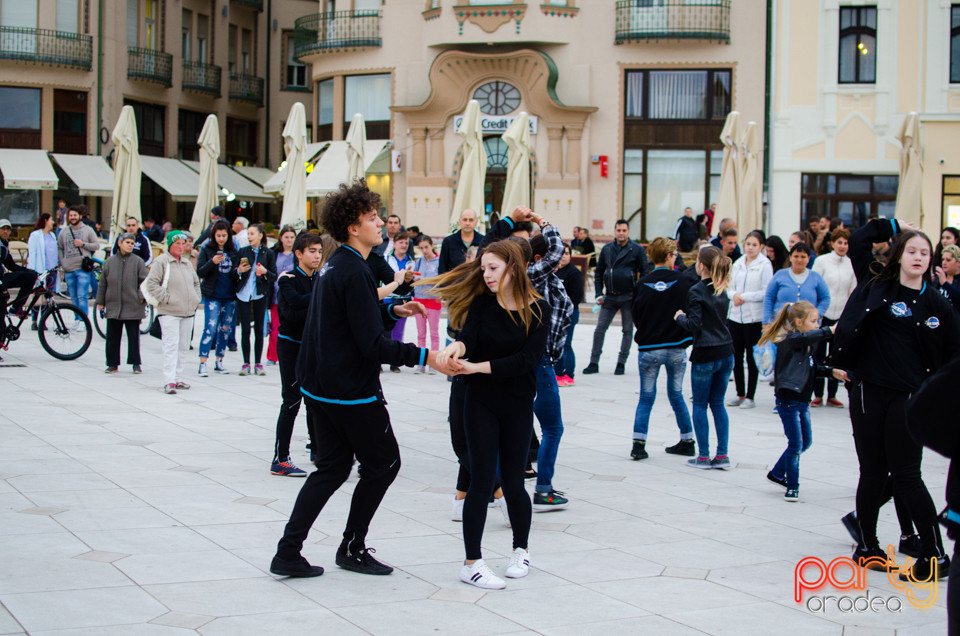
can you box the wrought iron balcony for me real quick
[0,26,92,69]
[230,0,263,11]
[183,61,222,97]
[615,0,730,44]
[293,10,381,59]
[127,47,173,86]
[229,73,264,106]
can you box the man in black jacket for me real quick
[674,207,699,252]
[0,219,37,316]
[271,181,447,580]
[270,232,324,479]
[112,218,153,265]
[583,220,648,375]
[438,208,484,274]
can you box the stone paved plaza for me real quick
[0,316,951,635]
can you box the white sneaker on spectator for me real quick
[504,547,530,578]
[451,496,464,522]
[460,559,505,590]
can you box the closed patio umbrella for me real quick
[450,99,487,230]
[189,114,220,239]
[500,112,531,221]
[108,105,140,245]
[716,111,741,226]
[895,112,923,227]
[738,121,763,233]
[280,102,308,232]
[345,113,366,185]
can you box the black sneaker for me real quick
[335,546,393,575]
[582,363,599,375]
[630,441,648,460]
[841,511,862,546]
[269,554,324,578]
[899,554,950,582]
[766,471,787,489]
[533,490,569,511]
[899,534,922,559]
[784,488,799,502]
[614,363,625,375]
[665,439,696,456]
[852,545,889,571]
[524,463,537,479]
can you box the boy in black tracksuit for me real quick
[270,233,324,477]
[271,181,444,579]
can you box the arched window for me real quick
[473,81,521,116]
[483,137,509,170]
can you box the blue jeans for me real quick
[690,355,733,458]
[557,307,579,378]
[533,354,563,493]
[771,399,812,489]
[633,348,693,441]
[64,269,91,317]
[198,299,237,359]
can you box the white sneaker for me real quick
[460,559,505,590]
[198,362,208,377]
[492,496,511,528]
[452,496,464,522]
[504,547,530,579]
[739,398,756,409]
[726,396,745,407]
[414,366,425,374]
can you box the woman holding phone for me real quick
[196,220,238,376]
[235,223,277,376]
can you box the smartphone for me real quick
[217,250,224,257]
[240,257,249,267]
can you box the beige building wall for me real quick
[769,0,960,240]
[298,0,767,239]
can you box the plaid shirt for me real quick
[490,218,573,363]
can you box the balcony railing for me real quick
[127,47,173,87]
[615,0,730,44]
[183,61,222,97]
[0,26,92,69]
[230,0,263,10]
[229,73,264,106]
[293,10,381,59]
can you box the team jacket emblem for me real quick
[645,280,676,292]
[926,316,940,329]
[889,302,911,318]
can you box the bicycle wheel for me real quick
[140,305,155,335]
[38,303,92,360]
[93,307,107,339]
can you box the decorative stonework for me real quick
[453,3,527,35]
[422,7,441,21]
[540,4,578,18]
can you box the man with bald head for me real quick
[438,208,484,274]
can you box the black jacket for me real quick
[831,276,960,381]
[674,216,699,252]
[438,229,485,274]
[595,240,648,298]
[849,217,900,284]
[0,237,28,278]
[772,327,833,396]
[675,279,733,351]
[555,264,584,306]
[112,229,152,264]
[297,245,427,404]
[196,241,239,299]
[632,267,696,350]
[235,245,277,302]
[277,266,316,342]
[144,224,164,243]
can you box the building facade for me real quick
[294,0,767,240]
[0,0,315,226]
[768,0,960,240]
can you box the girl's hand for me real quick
[237,262,251,274]
[212,253,225,264]
[437,341,464,368]
[832,368,849,383]
[393,269,406,286]
[254,263,267,277]
[732,293,745,306]
[457,360,481,375]
[674,309,685,320]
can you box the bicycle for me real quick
[1,266,92,360]
[90,257,156,339]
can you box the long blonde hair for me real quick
[758,301,817,346]
[697,245,732,294]
[419,240,542,332]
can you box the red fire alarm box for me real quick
[599,155,608,178]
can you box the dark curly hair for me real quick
[320,179,382,243]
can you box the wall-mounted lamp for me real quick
[222,5,228,17]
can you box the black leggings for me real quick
[813,317,838,398]
[728,320,761,400]
[105,318,141,367]
[850,382,943,558]
[462,384,533,560]
[237,297,267,365]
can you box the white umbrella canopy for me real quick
[345,113,367,186]
[500,112,531,221]
[108,105,141,244]
[716,111,741,226]
[189,114,221,239]
[895,112,923,227]
[738,121,763,233]
[450,100,487,231]
[280,102,308,232]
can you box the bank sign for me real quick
[454,114,539,135]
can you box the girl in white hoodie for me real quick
[725,230,773,409]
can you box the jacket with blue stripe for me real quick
[296,245,427,405]
[631,267,696,350]
[277,265,315,343]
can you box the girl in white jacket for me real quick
[726,231,773,409]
